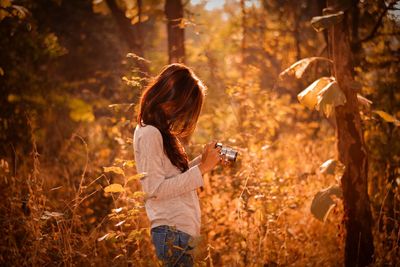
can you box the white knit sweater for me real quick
[133,124,203,237]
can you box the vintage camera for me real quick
[215,142,238,162]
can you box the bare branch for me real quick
[359,1,398,43]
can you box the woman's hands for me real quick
[198,141,221,175]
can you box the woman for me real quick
[133,63,221,266]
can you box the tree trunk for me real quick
[165,0,185,63]
[106,0,149,74]
[327,1,375,266]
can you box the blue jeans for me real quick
[151,225,194,267]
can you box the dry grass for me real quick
[0,85,398,266]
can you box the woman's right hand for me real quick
[198,141,221,175]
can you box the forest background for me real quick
[0,0,399,266]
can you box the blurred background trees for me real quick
[0,0,399,266]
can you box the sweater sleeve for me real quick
[136,127,204,201]
[189,155,202,168]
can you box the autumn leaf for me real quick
[132,191,146,199]
[11,5,29,19]
[0,0,12,8]
[311,11,344,32]
[311,185,343,221]
[131,14,149,25]
[319,159,345,181]
[297,77,333,109]
[68,98,95,122]
[127,229,145,241]
[319,159,337,175]
[279,57,333,80]
[103,166,125,176]
[374,110,400,126]
[104,184,125,193]
[127,172,147,182]
[316,79,346,117]
[92,0,110,15]
[123,160,136,168]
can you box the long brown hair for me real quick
[137,63,206,171]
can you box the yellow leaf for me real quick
[123,160,136,168]
[127,229,143,241]
[0,0,11,8]
[374,110,399,124]
[68,98,95,122]
[319,159,337,175]
[104,183,125,193]
[0,9,9,21]
[297,77,333,109]
[279,57,332,80]
[311,11,344,32]
[92,0,110,15]
[127,172,147,182]
[0,67,4,76]
[316,80,346,117]
[132,191,146,198]
[178,18,186,29]
[103,166,125,176]
[7,94,20,103]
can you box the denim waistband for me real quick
[151,225,188,234]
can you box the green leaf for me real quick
[103,166,125,176]
[311,11,344,32]
[104,183,125,193]
[374,110,400,126]
[297,77,333,109]
[316,80,346,117]
[311,185,343,221]
[279,57,333,80]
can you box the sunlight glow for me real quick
[191,0,225,10]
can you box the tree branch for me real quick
[359,1,398,43]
